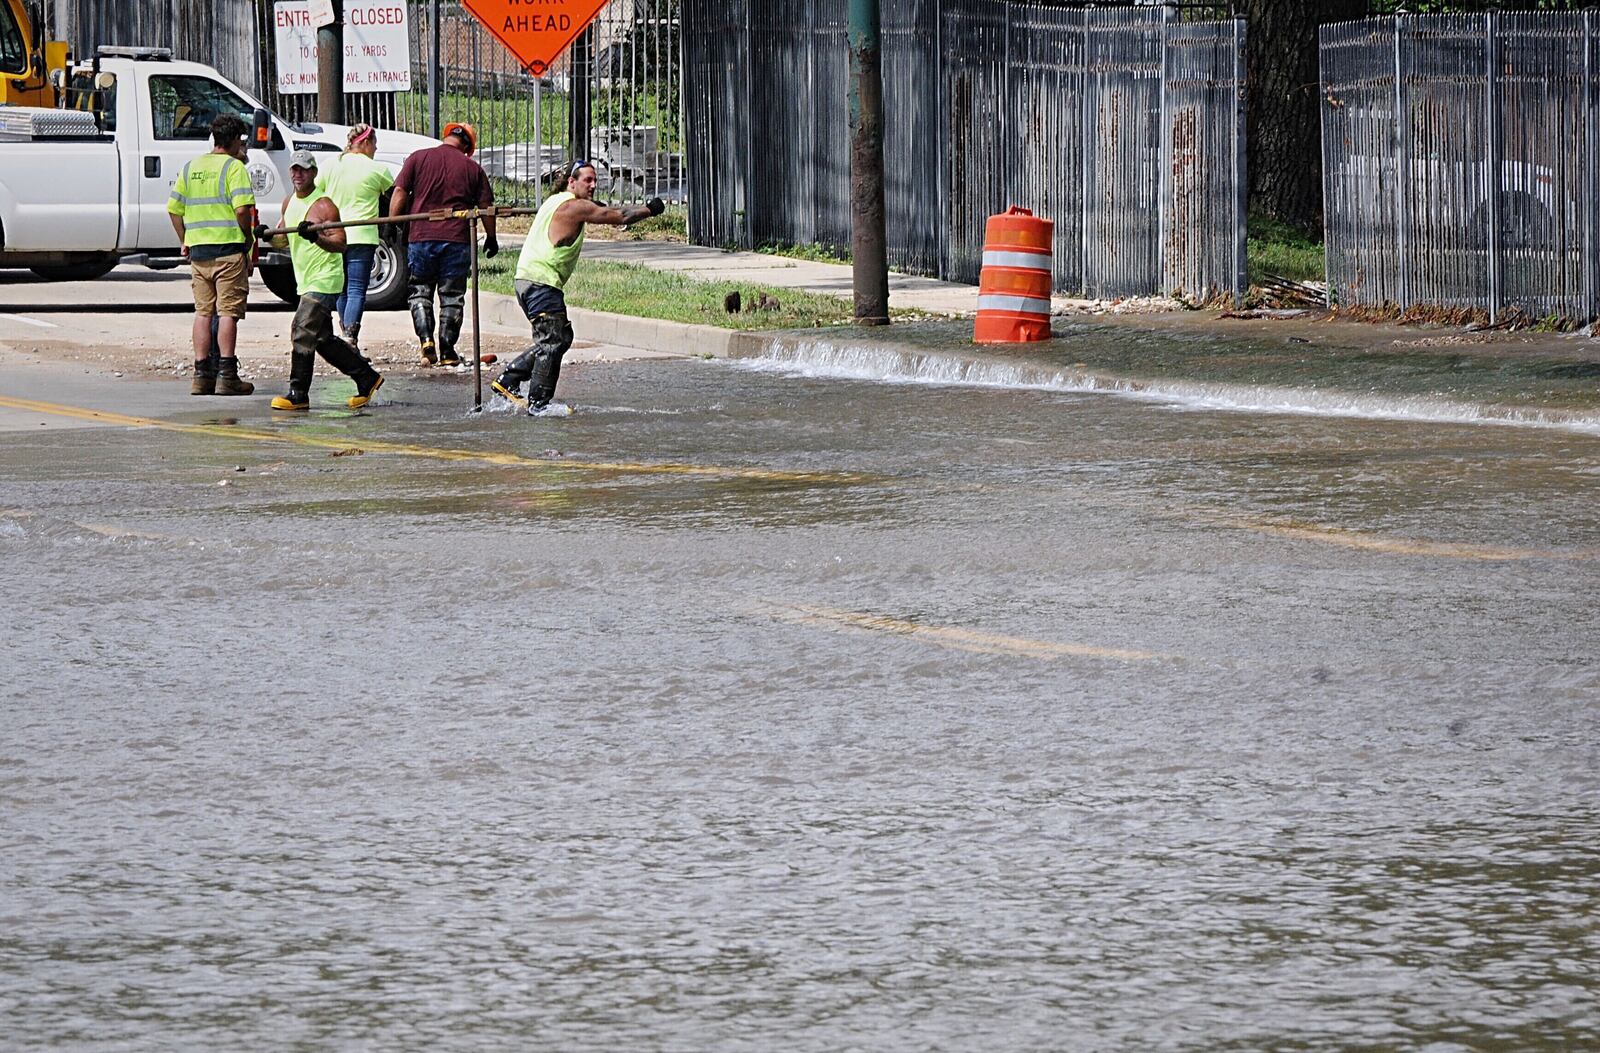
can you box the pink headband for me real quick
[351,127,374,147]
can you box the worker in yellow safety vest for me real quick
[166,113,256,396]
[256,150,385,412]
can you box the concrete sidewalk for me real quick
[503,236,987,315]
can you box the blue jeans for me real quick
[406,241,472,356]
[406,240,470,283]
[338,244,378,331]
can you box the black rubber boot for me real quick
[271,351,315,411]
[318,335,368,378]
[526,345,566,410]
[345,322,361,351]
[436,275,467,365]
[317,336,383,409]
[408,279,436,363]
[495,349,535,391]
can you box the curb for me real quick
[478,288,776,359]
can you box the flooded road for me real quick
[2,349,1598,1050]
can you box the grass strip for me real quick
[477,256,862,330]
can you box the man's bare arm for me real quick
[305,198,347,252]
[548,197,665,246]
[168,213,189,257]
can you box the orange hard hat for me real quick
[441,121,477,154]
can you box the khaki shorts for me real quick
[191,251,250,319]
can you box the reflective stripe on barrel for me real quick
[974,206,1053,345]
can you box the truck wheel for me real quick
[363,235,410,311]
[30,256,118,281]
[258,263,299,305]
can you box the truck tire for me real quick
[363,233,410,311]
[258,238,410,310]
[30,256,118,281]
[258,262,299,305]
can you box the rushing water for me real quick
[2,353,1597,1050]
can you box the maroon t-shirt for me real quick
[394,144,494,244]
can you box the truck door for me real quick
[136,68,264,251]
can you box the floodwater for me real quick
[2,341,1598,1051]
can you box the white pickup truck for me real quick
[0,46,437,307]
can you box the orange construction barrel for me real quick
[974,206,1054,344]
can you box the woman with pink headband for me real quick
[314,123,395,350]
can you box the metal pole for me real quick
[1587,11,1597,326]
[1393,14,1409,311]
[429,0,441,138]
[1486,12,1500,325]
[1081,8,1092,295]
[848,0,889,325]
[570,25,592,166]
[317,0,345,124]
[1236,17,1249,305]
[1158,5,1171,295]
[470,215,482,412]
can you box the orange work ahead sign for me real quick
[460,0,610,76]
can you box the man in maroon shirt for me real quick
[390,122,498,367]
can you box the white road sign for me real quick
[273,1,413,95]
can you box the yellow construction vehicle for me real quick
[0,0,67,107]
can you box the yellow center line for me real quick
[771,602,1167,662]
[0,395,864,484]
[1198,513,1596,562]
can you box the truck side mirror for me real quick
[252,108,272,151]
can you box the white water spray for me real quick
[732,336,1600,436]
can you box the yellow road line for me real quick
[773,602,1165,662]
[0,395,861,484]
[1202,513,1595,562]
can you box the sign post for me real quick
[317,0,344,123]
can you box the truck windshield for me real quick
[148,73,254,141]
[0,2,26,75]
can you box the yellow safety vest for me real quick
[515,191,584,289]
[167,152,254,247]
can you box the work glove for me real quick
[645,197,665,217]
[296,220,316,242]
[252,223,271,241]
[483,234,499,259]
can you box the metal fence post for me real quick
[741,6,753,247]
[1158,5,1170,295]
[1393,13,1409,311]
[936,0,948,280]
[807,0,819,245]
[1587,10,1597,324]
[1080,7,1091,295]
[1235,16,1248,303]
[1486,11,1500,324]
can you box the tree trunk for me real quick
[1241,0,1368,234]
